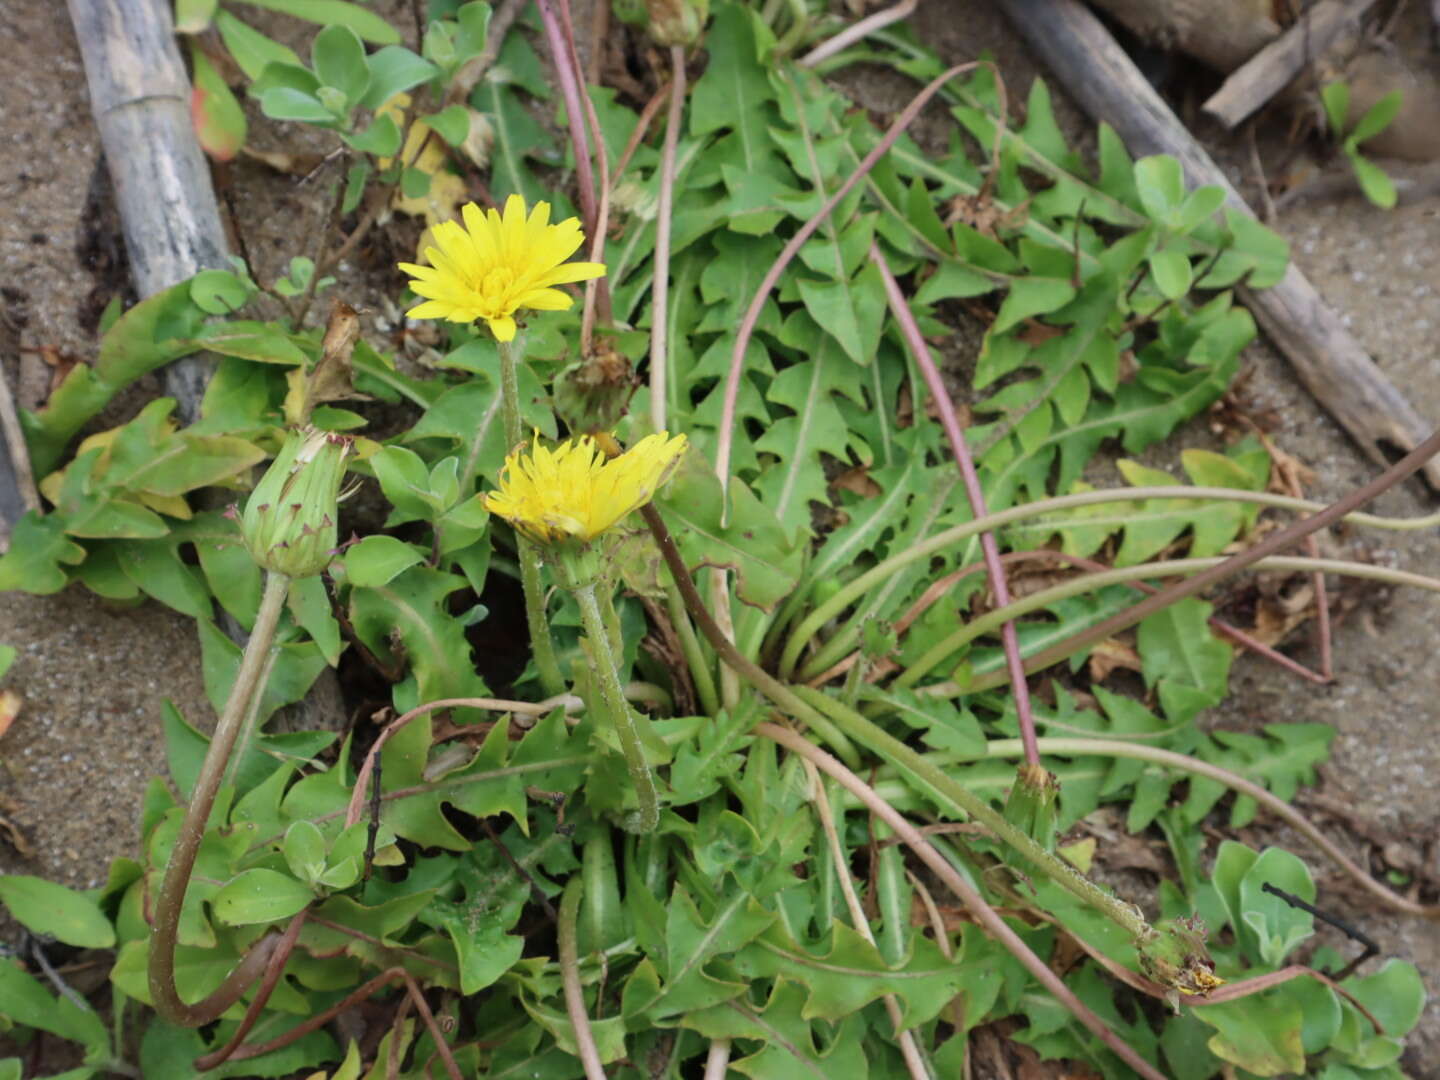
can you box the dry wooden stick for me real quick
[1203,0,1377,128]
[67,0,346,729]
[999,0,1440,490]
[67,0,230,423]
[0,363,39,542]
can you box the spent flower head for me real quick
[397,195,606,342]
[484,432,687,563]
[239,428,353,578]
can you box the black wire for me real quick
[1261,881,1379,980]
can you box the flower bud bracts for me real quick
[240,428,354,578]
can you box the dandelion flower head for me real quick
[484,432,688,545]
[398,195,606,342]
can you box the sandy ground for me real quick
[1,0,1438,1071]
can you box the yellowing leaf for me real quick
[377,94,469,255]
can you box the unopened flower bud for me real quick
[649,0,708,45]
[240,428,353,578]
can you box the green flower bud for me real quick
[240,428,353,578]
[1003,762,1060,852]
[644,0,708,46]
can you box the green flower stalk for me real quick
[397,195,610,697]
[484,431,688,832]
[151,431,353,1024]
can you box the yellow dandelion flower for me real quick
[397,195,607,342]
[484,432,688,546]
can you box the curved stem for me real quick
[575,581,659,833]
[789,683,1151,942]
[535,0,596,239]
[715,61,996,494]
[979,737,1440,921]
[642,503,1142,938]
[896,553,1440,692]
[559,878,608,1080]
[968,425,1440,691]
[797,0,918,67]
[210,967,463,1079]
[872,242,1039,766]
[640,507,858,772]
[784,476,1440,682]
[809,548,1327,688]
[666,585,719,715]
[498,338,565,696]
[756,722,1167,1080]
[192,909,309,1070]
[149,571,289,1026]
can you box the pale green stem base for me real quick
[498,337,564,697]
[149,571,290,1025]
[666,585,719,716]
[575,582,660,833]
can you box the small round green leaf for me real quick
[190,269,255,315]
[1352,90,1403,144]
[282,820,328,884]
[212,869,314,926]
[343,113,401,157]
[425,104,471,146]
[1148,249,1193,300]
[1349,152,1397,210]
[312,24,370,108]
[0,875,115,948]
[1134,154,1185,222]
[261,87,338,125]
[359,46,440,111]
[1174,185,1226,234]
[344,535,424,587]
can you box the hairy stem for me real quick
[149,570,289,1026]
[575,581,660,833]
[498,338,565,696]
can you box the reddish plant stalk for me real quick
[870,242,1042,766]
[757,721,1167,1080]
[808,548,1329,688]
[535,0,598,239]
[714,61,999,489]
[965,422,1440,692]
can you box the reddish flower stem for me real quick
[756,721,1167,1080]
[714,61,998,489]
[869,242,1041,767]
